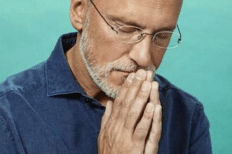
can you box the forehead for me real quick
[96,0,182,29]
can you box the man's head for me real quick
[69,0,183,98]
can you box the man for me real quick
[0,0,212,153]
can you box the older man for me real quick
[0,0,212,153]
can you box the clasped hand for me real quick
[98,69,162,154]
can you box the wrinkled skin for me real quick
[68,0,182,153]
[98,70,162,154]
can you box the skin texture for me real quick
[98,70,162,154]
[77,9,156,99]
[67,0,182,153]
[67,0,182,106]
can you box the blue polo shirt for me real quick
[0,32,212,154]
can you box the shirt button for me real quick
[85,99,92,104]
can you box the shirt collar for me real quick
[46,32,86,96]
[45,32,168,97]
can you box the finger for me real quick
[109,73,135,121]
[132,103,155,142]
[124,81,151,131]
[101,100,113,130]
[150,81,160,106]
[117,69,147,124]
[105,73,135,139]
[144,104,162,154]
[146,70,153,82]
[108,70,146,143]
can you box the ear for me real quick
[70,0,88,32]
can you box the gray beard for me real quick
[79,14,120,99]
[79,12,156,99]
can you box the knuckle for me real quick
[105,123,111,131]
[122,99,131,108]
[136,126,146,133]
[110,114,117,120]
[147,138,154,145]
[152,119,161,125]
[132,77,142,87]
[134,129,146,141]
[105,133,114,147]
[151,127,161,136]
[137,93,148,100]
[143,110,153,119]
[104,132,110,140]
[123,79,132,88]
[151,129,158,135]
[111,129,117,137]
[114,98,122,106]
[152,119,157,124]
[127,110,138,119]
[105,129,113,138]
[124,110,138,129]
[124,120,131,130]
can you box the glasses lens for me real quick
[153,31,181,49]
[117,26,142,43]
[115,26,181,48]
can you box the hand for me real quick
[144,82,162,154]
[98,69,162,154]
[139,70,162,153]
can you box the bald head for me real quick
[68,0,183,99]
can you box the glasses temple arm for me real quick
[89,0,118,33]
[177,25,182,43]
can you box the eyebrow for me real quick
[107,15,177,33]
[108,15,146,29]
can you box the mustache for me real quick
[106,60,156,74]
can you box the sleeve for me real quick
[0,96,26,154]
[189,102,212,154]
[0,117,19,154]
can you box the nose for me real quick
[128,35,153,67]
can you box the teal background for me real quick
[0,0,231,153]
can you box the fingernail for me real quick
[136,69,145,80]
[156,104,162,111]
[142,81,151,92]
[127,73,135,83]
[152,81,159,90]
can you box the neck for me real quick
[65,34,110,107]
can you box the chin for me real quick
[99,71,127,99]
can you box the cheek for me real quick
[151,49,166,69]
[87,10,133,63]
[89,24,130,63]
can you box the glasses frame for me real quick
[89,0,182,49]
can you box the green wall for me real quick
[1,0,231,153]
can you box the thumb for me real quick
[101,100,113,129]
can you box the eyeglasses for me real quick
[89,0,182,49]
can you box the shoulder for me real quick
[0,60,46,117]
[0,62,47,116]
[0,62,47,153]
[155,74,200,102]
[154,74,204,115]
[155,74,212,153]
[0,62,46,98]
